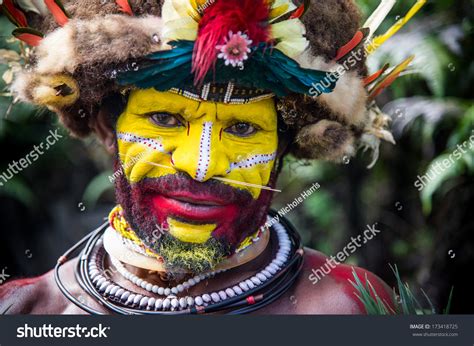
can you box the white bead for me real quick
[104,285,113,295]
[145,283,153,291]
[239,282,249,291]
[179,297,187,309]
[115,288,125,298]
[262,270,272,278]
[211,293,220,302]
[164,288,171,296]
[187,297,194,306]
[233,286,243,295]
[152,285,159,294]
[226,288,236,298]
[218,291,227,300]
[171,299,179,309]
[188,278,196,286]
[126,294,135,305]
[120,291,130,302]
[194,276,201,283]
[163,299,171,309]
[257,273,267,282]
[110,286,119,296]
[171,287,178,295]
[158,287,165,295]
[155,299,163,310]
[136,279,143,286]
[133,295,143,305]
[245,280,255,289]
[148,298,156,309]
[99,282,109,292]
[177,284,184,293]
[139,297,149,308]
[251,277,261,285]
[202,294,211,303]
[195,296,204,306]
[274,259,284,266]
[267,266,277,275]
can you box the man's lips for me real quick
[151,194,239,222]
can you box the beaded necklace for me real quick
[55,210,304,315]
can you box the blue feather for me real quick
[117,40,338,97]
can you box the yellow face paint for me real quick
[116,89,278,245]
[116,89,278,199]
[167,218,216,244]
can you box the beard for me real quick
[115,163,275,274]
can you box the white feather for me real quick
[364,0,397,39]
[15,0,48,16]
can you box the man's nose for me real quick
[171,122,230,182]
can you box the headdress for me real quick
[1,0,426,166]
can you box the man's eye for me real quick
[150,113,183,128]
[225,122,258,137]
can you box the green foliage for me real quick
[82,171,114,208]
[0,175,37,209]
[352,265,454,315]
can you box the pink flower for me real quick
[216,31,253,68]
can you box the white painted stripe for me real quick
[227,152,277,173]
[117,132,168,154]
[195,122,213,182]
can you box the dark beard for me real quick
[156,233,229,273]
[114,164,275,274]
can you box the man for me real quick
[0,0,419,314]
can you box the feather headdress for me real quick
[116,0,334,97]
[1,0,426,166]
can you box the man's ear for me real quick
[92,107,116,154]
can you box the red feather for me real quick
[290,0,311,19]
[1,0,28,27]
[335,30,364,61]
[13,30,43,46]
[116,0,133,16]
[290,4,305,19]
[44,0,69,27]
[192,0,272,85]
[363,63,389,87]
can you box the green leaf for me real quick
[420,153,466,215]
[82,170,114,208]
[447,105,474,149]
[0,176,37,210]
[443,287,454,314]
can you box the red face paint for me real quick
[115,168,276,251]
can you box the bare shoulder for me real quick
[0,259,95,315]
[259,248,395,315]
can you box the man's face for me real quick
[114,89,279,272]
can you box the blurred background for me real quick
[1,0,473,313]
